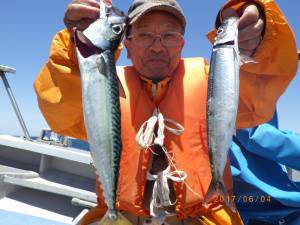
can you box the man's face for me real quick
[125,11,185,81]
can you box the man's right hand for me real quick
[64,0,111,31]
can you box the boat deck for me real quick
[0,135,96,224]
[0,188,76,225]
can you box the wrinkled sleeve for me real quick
[34,29,122,140]
[207,0,298,128]
[236,111,300,170]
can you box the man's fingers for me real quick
[64,3,99,29]
[238,18,264,42]
[76,18,96,31]
[73,0,100,8]
[222,8,238,21]
[240,49,254,57]
[103,0,112,6]
[238,4,260,29]
[65,3,99,21]
[220,3,264,56]
[239,36,262,51]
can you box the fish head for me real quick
[213,17,240,65]
[214,17,239,46]
[75,4,128,57]
[94,9,128,51]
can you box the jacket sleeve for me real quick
[236,111,300,170]
[33,29,122,140]
[207,0,298,128]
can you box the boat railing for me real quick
[0,65,31,140]
[37,128,71,147]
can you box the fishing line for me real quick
[136,108,203,203]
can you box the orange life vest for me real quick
[95,57,233,219]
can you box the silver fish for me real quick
[204,17,240,212]
[75,2,130,224]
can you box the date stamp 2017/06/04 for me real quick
[213,195,272,204]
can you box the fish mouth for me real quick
[215,40,235,47]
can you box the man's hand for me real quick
[222,4,265,56]
[64,0,112,31]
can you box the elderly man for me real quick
[34,0,298,224]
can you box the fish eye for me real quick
[217,27,224,35]
[112,25,122,35]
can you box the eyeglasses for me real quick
[127,31,183,47]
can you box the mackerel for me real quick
[75,1,130,224]
[204,17,240,212]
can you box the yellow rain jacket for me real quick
[34,0,298,224]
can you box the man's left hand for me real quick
[222,4,265,56]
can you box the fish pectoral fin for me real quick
[98,211,132,225]
[96,55,107,76]
[202,181,237,213]
[117,76,126,99]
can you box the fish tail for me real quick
[98,211,132,225]
[203,180,237,213]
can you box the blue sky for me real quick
[0,0,299,136]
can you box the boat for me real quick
[0,65,97,225]
[1,60,300,225]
